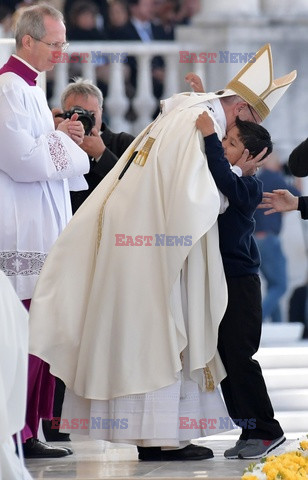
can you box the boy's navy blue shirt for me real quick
[204,133,263,277]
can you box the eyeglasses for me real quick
[30,36,69,52]
[247,104,259,124]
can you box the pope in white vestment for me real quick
[29,91,237,450]
[29,42,297,458]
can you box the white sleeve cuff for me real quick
[231,165,242,177]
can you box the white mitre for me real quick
[224,43,297,120]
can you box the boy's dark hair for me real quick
[235,117,273,160]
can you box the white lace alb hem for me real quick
[0,251,47,276]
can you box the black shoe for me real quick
[42,420,71,442]
[22,438,73,458]
[138,444,214,461]
[137,447,162,460]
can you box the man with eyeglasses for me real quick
[28,36,70,52]
[0,4,89,459]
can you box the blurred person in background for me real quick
[254,153,300,323]
[0,5,13,37]
[66,0,106,40]
[105,0,131,96]
[106,0,129,35]
[260,139,308,338]
[110,0,172,120]
[153,0,180,40]
[260,136,308,218]
[64,1,108,98]
[175,0,201,25]
[63,0,108,32]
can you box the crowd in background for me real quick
[0,0,201,119]
[0,0,201,41]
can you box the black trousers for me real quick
[42,378,66,439]
[218,274,284,440]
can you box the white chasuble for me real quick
[29,92,234,442]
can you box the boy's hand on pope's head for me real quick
[196,111,215,137]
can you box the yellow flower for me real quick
[299,440,308,451]
[242,439,308,480]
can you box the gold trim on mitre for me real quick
[226,44,297,120]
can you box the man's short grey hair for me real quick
[61,78,104,110]
[220,94,245,106]
[15,4,64,49]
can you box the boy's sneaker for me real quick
[238,436,286,459]
[224,440,248,459]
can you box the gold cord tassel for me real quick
[134,137,155,166]
[204,365,215,392]
[96,178,119,253]
[180,351,184,367]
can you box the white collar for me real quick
[209,98,227,137]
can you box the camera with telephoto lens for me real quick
[55,107,95,135]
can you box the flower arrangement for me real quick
[242,436,308,480]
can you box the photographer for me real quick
[53,78,135,213]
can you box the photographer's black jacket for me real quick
[289,138,308,177]
[70,123,134,213]
[288,138,308,219]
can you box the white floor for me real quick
[25,433,301,480]
[25,337,308,479]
